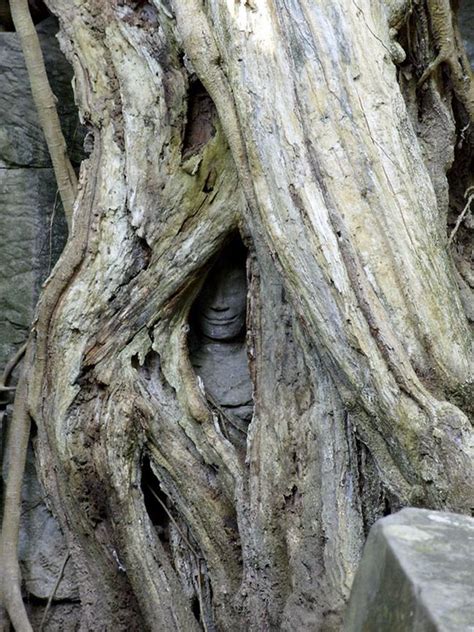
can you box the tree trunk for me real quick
[12,0,474,630]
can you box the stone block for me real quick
[0,167,67,366]
[0,17,83,168]
[18,443,79,601]
[344,508,474,631]
[459,2,474,67]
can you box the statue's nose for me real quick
[209,286,229,311]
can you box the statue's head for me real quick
[194,242,247,341]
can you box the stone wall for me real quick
[459,0,474,67]
[0,16,83,630]
[0,16,83,369]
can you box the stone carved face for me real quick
[195,258,247,340]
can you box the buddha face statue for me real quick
[195,257,247,340]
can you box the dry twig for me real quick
[448,186,474,246]
[38,551,71,632]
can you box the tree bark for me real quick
[4,0,473,630]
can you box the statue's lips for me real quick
[202,313,243,326]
